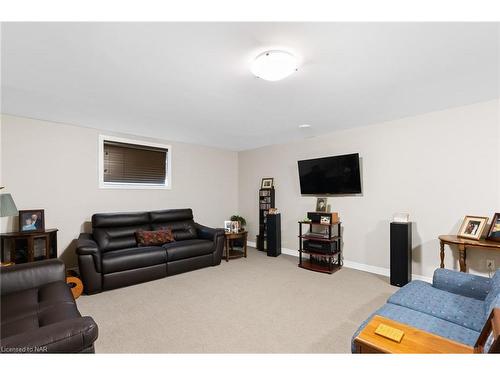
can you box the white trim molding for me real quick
[247,241,432,283]
[98,134,172,190]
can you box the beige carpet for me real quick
[77,248,397,353]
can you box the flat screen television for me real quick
[297,153,362,195]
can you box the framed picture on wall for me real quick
[19,209,45,232]
[486,213,500,242]
[457,215,489,240]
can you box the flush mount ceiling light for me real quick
[251,50,299,81]
[298,124,311,128]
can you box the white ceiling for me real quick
[1,22,499,150]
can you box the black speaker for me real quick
[390,222,412,287]
[267,213,281,257]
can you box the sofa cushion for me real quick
[1,281,80,339]
[351,303,481,352]
[388,280,485,332]
[135,229,175,246]
[484,270,500,317]
[152,220,198,241]
[92,211,152,252]
[163,239,214,261]
[149,209,194,223]
[101,246,167,274]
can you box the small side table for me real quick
[0,229,58,263]
[224,231,248,262]
[439,235,500,272]
[354,315,473,353]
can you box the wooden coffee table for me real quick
[354,315,473,353]
[224,231,248,262]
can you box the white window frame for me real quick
[98,134,172,190]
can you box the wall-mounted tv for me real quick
[297,153,362,195]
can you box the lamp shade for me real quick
[0,193,18,217]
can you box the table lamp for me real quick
[0,192,18,217]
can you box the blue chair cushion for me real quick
[484,270,500,317]
[432,268,492,300]
[351,303,480,352]
[388,280,485,332]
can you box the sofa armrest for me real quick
[76,233,100,255]
[433,268,491,300]
[0,316,98,353]
[0,259,65,296]
[194,223,225,241]
[76,233,102,287]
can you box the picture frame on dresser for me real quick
[18,209,45,232]
[487,213,500,242]
[457,215,488,240]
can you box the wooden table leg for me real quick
[440,240,445,268]
[459,245,466,272]
[225,238,229,262]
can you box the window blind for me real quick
[103,141,167,185]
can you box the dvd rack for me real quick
[256,187,275,251]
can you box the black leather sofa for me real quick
[0,259,98,353]
[76,208,224,294]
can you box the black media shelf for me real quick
[298,220,343,274]
[256,187,275,251]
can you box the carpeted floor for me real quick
[77,248,397,353]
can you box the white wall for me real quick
[2,100,499,278]
[239,100,500,278]
[1,114,238,266]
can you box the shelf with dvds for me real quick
[256,187,275,251]
[298,220,342,274]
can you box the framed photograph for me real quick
[261,178,274,189]
[19,209,45,232]
[487,213,500,242]
[224,221,232,233]
[316,198,328,212]
[457,215,489,240]
[230,221,240,233]
[320,215,331,225]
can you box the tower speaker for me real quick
[390,222,412,287]
[267,213,281,257]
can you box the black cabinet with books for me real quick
[256,188,275,251]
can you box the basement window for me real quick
[99,135,171,189]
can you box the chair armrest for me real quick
[76,233,99,255]
[0,316,98,353]
[194,223,225,241]
[0,259,65,296]
[433,268,491,300]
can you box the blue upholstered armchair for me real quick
[352,268,500,352]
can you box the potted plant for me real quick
[230,215,247,231]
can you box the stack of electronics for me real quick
[303,211,340,255]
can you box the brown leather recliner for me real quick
[0,259,98,353]
[76,208,225,294]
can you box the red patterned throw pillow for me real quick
[135,229,175,246]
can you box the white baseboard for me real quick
[247,241,432,283]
